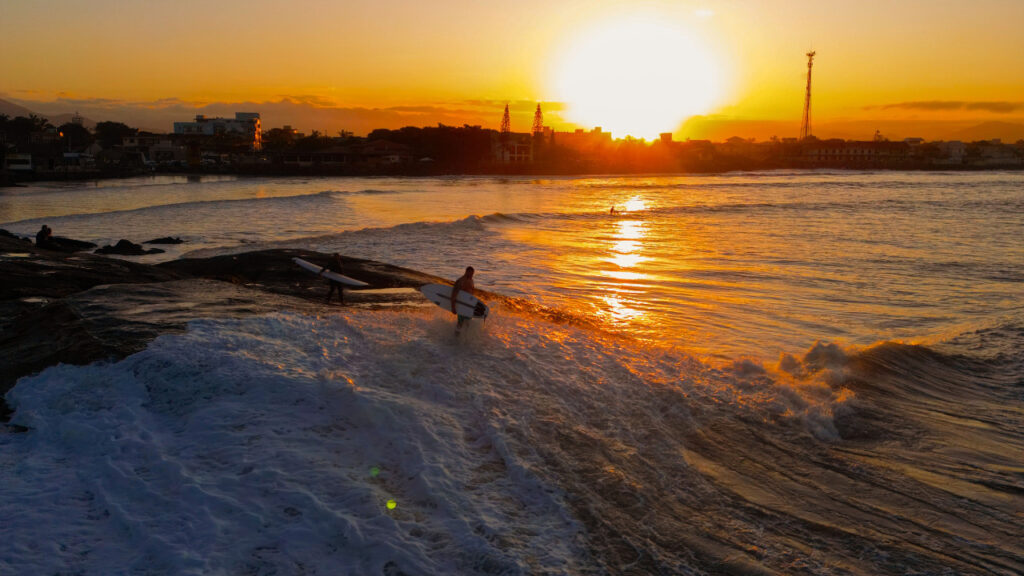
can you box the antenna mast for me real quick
[532,104,543,135]
[800,51,816,140]
[500,104,511,136]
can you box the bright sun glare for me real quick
[550,14,723,140]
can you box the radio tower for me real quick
[500,104,511,136]
[532,104,543,135]
[800,51,816,140]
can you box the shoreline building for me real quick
[173,113,262,151]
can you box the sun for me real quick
[548,14,725,140]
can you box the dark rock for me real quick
[157,249,444,298]
[0,229,31,243]
[0,280,304,420]
[0,238,546,426]
[0,235,181,303]
[95,239,165,255]
[46,236,99,253]
[144,236,185,244]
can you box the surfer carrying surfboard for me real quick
[451,266,475,334]
[323,253,346,305]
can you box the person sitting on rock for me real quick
[35,225,53,247]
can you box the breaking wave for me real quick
[3,306,1021,574]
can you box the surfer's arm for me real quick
[450,280,461,313]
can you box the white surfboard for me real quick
[420,283,489,319]
[292,257,369,287]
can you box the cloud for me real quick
[461,99,567,111]
[52,97,125,108]
[275,94,338,108]
[865,101,1024,114]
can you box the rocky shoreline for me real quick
[0,233,518,425]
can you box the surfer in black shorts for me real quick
[450,266,475,334]
[323,253,345,305]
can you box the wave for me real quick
[328,188,405,196]
[180,212,537,260]
[441,196,1024,224]
[3,303,1022,573]
[578,171,1024,191]
[25,174,243,192]
[5,190,345,228]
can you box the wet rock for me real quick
[48,236,98,252]
[0,229,31,243]
[3,229,96,252]
[144,236,185,244]
[0,235,520,425]
[0,235,181,303]
[157,249,445,299]
[95,239,165,255]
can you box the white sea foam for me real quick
[1,305,859,575]
[0,311,576,574]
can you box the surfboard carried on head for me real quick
[419,283,489,319]
[292,257,369,287]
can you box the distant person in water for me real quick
[323,253,346,305]
[610,206,617,215]
[35,225,52,247]
[451,266,475,334]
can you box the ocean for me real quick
[1,172,1022,574]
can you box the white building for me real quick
[173,112,262,151]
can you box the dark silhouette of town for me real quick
[2,108,1022,185]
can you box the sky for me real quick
[2,0,1024,140]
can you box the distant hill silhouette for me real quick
[682,114,1024,143]
[0,98,35,118]
[5,95,1024,144]
[0,98,97,128]
[2,96,537,137]
[950,121,1024,142]
[49,112,97,129]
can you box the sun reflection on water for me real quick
[600,291,645,321]
[622,197,647,212]
[599,211,649,322]
[608,252,647,269]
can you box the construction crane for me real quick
[800,51,815,140]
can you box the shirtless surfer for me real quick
[450,266,475,334]
[323,253,346,305]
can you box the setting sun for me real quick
[548,13,725,140]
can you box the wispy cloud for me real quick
[275,94,339,108]
[865,101,1024,114]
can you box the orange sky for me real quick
[2,0,1023,140]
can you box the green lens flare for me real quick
[370,466,380,477]
[386,499,397,510]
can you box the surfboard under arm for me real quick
[419,283,489,318]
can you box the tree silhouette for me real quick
[58,122,93,150]
[94,121,137,148]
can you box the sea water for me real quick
[1,172,1022,574]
